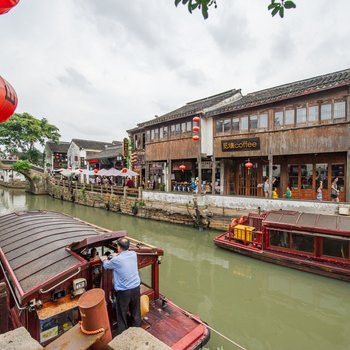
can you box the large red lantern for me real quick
[0,0,20,15]
[192,135,199,141]
[93,169,98,174]
[193,116,200,123]
[121,168,128,173]
[0,76,18,123]
[192,126,200,132]
[179,164,186,172]
[245,159,253,175]
[79,169,83,173]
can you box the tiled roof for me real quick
[138,89,240,128]
[72,139,113,150]
[208,68,350,117]
[46,141,70,153]
[86,145,122,160]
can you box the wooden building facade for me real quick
[129,68,350,201]
[209,69,350,201]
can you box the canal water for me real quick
[1,188,349,350]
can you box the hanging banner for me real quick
[0,0,20,15]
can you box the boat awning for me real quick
[0,211,110,301]
[263,211,350,236]
[71,231,127,251]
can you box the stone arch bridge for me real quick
[0,159,48,194]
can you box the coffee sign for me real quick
[222,138,260,152]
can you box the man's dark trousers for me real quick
[116,285,141,334]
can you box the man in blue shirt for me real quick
[101,237,141,334]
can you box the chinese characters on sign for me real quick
[221,138,260,152]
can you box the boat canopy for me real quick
[263,211,350,236]
[0,211,122,301]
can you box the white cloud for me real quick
[1,0,350,142]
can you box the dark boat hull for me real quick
[214,233,350,282]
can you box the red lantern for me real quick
[193,116,200,123]
[79,169,83,173]
[121,168,128,173]
[192,126,200,132]
[192,135,200,141]
[179,164,186,172]
[245,160,253,175]
[0,76,18,123]
[93,169,98,174]
[0,0,20,15]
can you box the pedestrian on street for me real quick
[101,237,141,335]
[316,181,323,201]
[331,177,340,202]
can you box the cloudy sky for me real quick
[1,0,350,142]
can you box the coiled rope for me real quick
[79,321,105,335]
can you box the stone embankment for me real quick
[48,181,346,231]
[0,180,26,189]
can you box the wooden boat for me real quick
[0,211,209,349]
[214,210,350,282]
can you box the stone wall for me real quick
[48,182,347,232]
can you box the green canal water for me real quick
[1,188,349,350]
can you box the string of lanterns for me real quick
[192,116,200,141]
[0,1,20,122]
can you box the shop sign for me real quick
[201,161,212,169]
[222,138,260,152]
[150,162,164,170]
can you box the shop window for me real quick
[259,113,268,129]
[175,124,181,136]
[296,107,307,124]
[216,119,224,134]
[322,238,349,260]
[146,130,150,142]
[163,126,168,139]
[308,105,319,123]
[300,164,313,189]
[240,116,248,131]
[80,157,85,168]
[269,230,290,249]
[274,111,283,127]
[292,233,314,253]
[316,163,328,189]
[249,115,258,129]
[285,109,295,125]
[159,127,163,140]
[186,121,192,132]
[232,117,239,131]
[181,122,186,134]
[223,118,231,133]
[170,125,176,137]
[334,100,346,119]
[74,156,78,162]
[331,164,345,192]
[288,164,299,190]
[151,129,155,141]
[154,128,159,141]
[320,103,332,121]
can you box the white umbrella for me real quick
[117,169,139,177]
[59,169,75,177]
[105,168,120,176]
[97,169,108,176]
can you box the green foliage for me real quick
[0,113,60,166]
[160,183,165,191]
[268,0,296,18]
[11,160,32,173]
[80,187,87,200]
[175,0,296,19]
